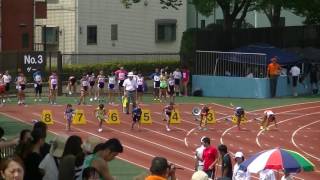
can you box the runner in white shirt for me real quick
[136,73,144,104]
[122,72,137,114]
[173,68,182,96]
[16,73,27,105]
[78,74,89,105]
[49,72,58,104]
[95,71,106,102]
[3,70,12,102]
[107,71,116,104]
[260,110,277,131]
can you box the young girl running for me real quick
[48,72,58,104]
[107,71,116,105]
[163,102,174,131]
[64,104,75,131]
[78,74,89,105]
[88,72,96,102]
[96,71,105,102]
[136,73,144,104]
[94,104,107,132]
[16,72,27,105]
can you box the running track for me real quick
[1,101,320,179]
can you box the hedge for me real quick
[59,60,180,80]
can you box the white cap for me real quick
[191,170,209,180]
[200,136,206,143]
[235,151,244,158]
[127,72,134,77]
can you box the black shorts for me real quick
[119,80,125,87]
[89,81,95,87]
[154,81,160,88]
[35,83,42,94]
[109,84,114,89]
[5,83,10,91]
[133,116,141,122]
[167,85,174,95]
[137,85,143,92]
[70,78,76,85]
[98,82,105,89]
[174,79,180,85]
[51,84,57,90]
[20,84,26,91]
[292,76,298,87]
[82,86,88,92]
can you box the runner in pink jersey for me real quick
[115,66,127,97]
[181,67,190,96]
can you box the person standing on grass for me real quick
[267,57,281,98]
[217,144,232,180]
[78,74,89,105]
[289,64,301,97]
[64,104,75,131]
[95,104,107,132]
[81,138,123,180]
[159,71,168,103]
[136,72,144,104]
[201,137,218,179]
[67,75,77,95]
[149,68,161,101]
[107,71,116,105]
[115,66,127,97]
[122,72,137,114]
[96,70,106,102]
[33,69,43,102]
[181,66,190,96]
[167,73,175,104]
[173,68,182,96]
[88,72,96,102]
[3,70,12,102]
[16,72,27,105]
[48,72,58,105]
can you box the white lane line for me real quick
[292,119,320,161]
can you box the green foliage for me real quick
[121,0,183,10]
[288,0,320,25]
[60,60,180,80]
[180,28,197,68]
[192,0,216,17]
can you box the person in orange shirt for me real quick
[145,157,176,180]
[267,57,281,97]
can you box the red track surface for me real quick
[1,101,320,180]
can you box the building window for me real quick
[22,33,29,49]
[155,19,176,42]
[87,26,97,45]
[111,24,118,41]
[42,26,59,44]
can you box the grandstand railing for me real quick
[195,50,267,78]
[0,145,17,159]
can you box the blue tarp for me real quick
[232,44,302,65]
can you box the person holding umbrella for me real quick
[233,152,250,180]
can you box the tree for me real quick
[192,0,254,31]
[121,0,183,10]
[289,0,320,25]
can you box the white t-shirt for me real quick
[97,75,105,83]
[137,77,144,86]
[35,74,42,82]
[108,76,116,84]
[3,75,11,83]
[173,71,182,80]
[290,66,300,77]
[81,79,89,86]
[195,145,205,168]
[264,110,274,118]
[233,163,250,180]
[153,74,160,82]
[123,78,137,91]
[281,175,293,180]
[39,154,59,180]
[259,169,276,180]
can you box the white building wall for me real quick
[77,0,187,53]
[36,0,76,53]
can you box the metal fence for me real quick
[0,145,17,159]
[195,50,267,78]
[62,53,180,65]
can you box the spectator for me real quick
[149,68,161,101]
[201,137,218,179]
[145,156,176,180]
[39,136,66,180]
[281,170,293,180]
[267,57,281,98]
[191,170,211,180]
[122,72,137,114]
[82,138,123,180]
[217,144,232,180]
[33,121,50,160]
[195,137,206,171]
[310,64,319,94]
[181,66,190,96]
[173,68,182,96]
[24,129,46,180]
[115,66,128,97]
[82,167,100,180]
[33,69,43,102]
[289,64,301,96]
[3,70,12,102]
[15,129,31,158]
[0,73,5,106]
[233,152,250,180]
[259,169,276,180]
[0,156,24,180]
[58,135,83,180]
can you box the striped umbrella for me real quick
[240,148,315,173]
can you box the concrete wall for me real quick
[192,75,311,98]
